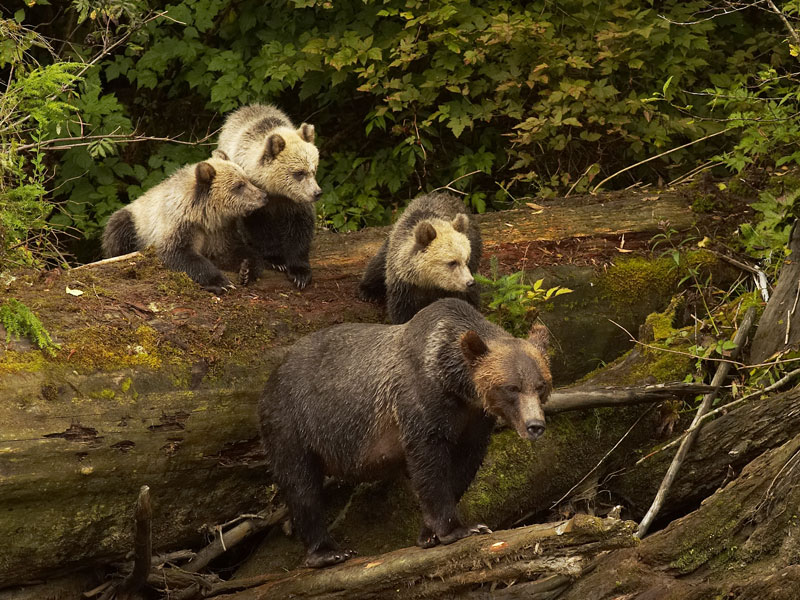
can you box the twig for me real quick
[184,504,289,574]
[637,366,800,464]
[636,306,757,538]
[71,252,142,271]
[118,485,152,599]
[609,318,747,367]
[548,408,653,511]
[766,0,800,46]
[431,170,483,196]
[591,129,732,194]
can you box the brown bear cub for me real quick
[102,156,267,294]
[359,192,482,324]
[216,104,321,289]
[258,297,551,568]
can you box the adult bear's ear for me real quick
[461,330,489,366]
[451,213,469,234]
[211,149,229,160]
[263,133,286,161]
[528,324,550,356]
[414,221,437,248]
[298,123,315,143]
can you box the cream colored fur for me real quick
[217,104,321,203]
[126,156,264,250]
[387,217,473,292]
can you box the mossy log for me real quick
[0,191,699,588]
[558,397,800,600]
[203,515,638,600]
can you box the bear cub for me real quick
[102,156,267,294]
[258,297,551,568]
[359,192,482,324]
[216,104,321,289]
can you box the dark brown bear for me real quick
[257,297,551,568]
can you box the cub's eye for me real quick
[234,182,246,192]
[292,170,306,181]
[504,385,520,394]
[447,260,459,268]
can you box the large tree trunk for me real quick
[1,190,704,589]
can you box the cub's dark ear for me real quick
[264,133,286,161]
[451,213,469,234]
[196,162,216,186]
[528,324,550,355]
[211,149,229,160]
[414,221,437,247]
[298,123,315,143]
[461,330,489,366]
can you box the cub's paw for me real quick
[357,286,385,303]
[437,523,492,546]
[304,548,357,569]
[416,526,438,549]
[269,262,287,273]
[288,268,312,290]
[201,275,235,295]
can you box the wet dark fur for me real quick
[359,192,482,323]
[102,209,140,257]
[258,298,549,568]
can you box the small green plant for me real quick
[475,257,571,337]
[0,298,60,356]
[738,187,799,278]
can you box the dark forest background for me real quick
[2,0,799,266]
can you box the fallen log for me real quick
[559,409,800,600]
[204,515,637,600]
[0,190,702,588]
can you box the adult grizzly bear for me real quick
[258,298,551,568]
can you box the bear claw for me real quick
[305,548,357,568]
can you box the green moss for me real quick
[0,348,49,374]
[599,257,678,308]
[63,324,186,373]
[692,194,718,214]
[462,430,542,521]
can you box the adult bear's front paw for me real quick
[304,548,357,568]
[437,523,492,545]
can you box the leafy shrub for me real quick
[4,0,799,260]
[476,257,571,337]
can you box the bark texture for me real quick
[0,191,698,588]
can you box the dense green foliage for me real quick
[1,0,799,265]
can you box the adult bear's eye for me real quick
[293,170,306,180]
[448,260,458,268]
[504,385,520,394]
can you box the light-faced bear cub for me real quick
[216,104,321,289]
[102,156,266,294]
[258,297,551,568]
[359,192,482,324]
